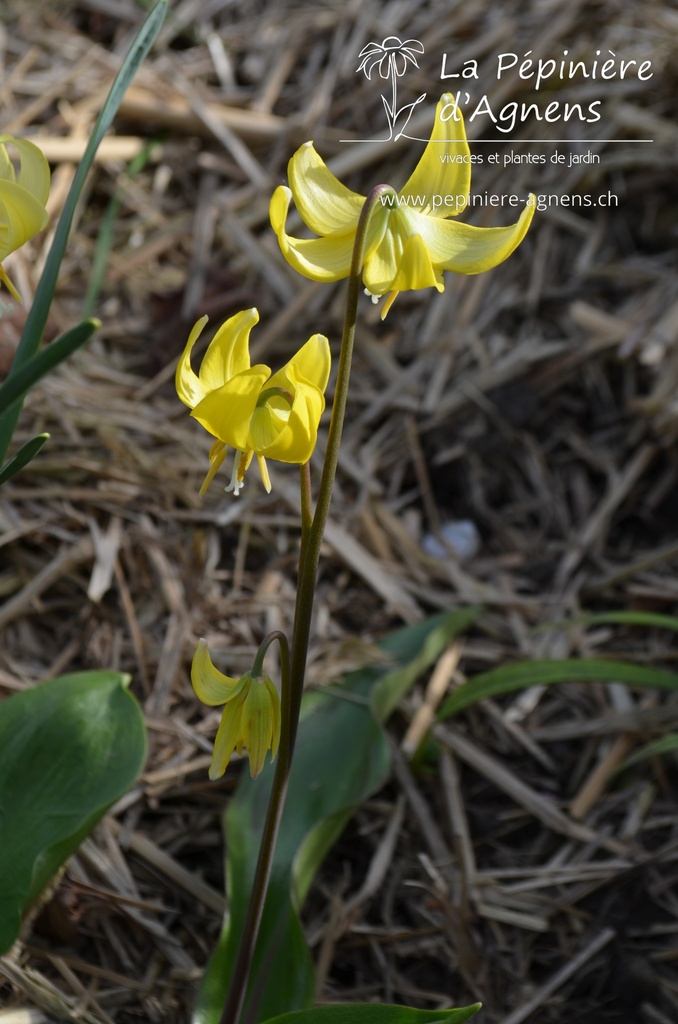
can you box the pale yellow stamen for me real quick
[199,440,229,497]
[257,455,271,493]
[0,265,21,303]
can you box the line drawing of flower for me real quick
[356,36,426,140]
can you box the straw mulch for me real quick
[1,0,678,1021]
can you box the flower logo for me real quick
[356,36,426,140]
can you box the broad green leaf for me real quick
[0,0,167,464]
[371,608,481,723]
[0,671,147,954]
[261,1003,482,1024]
[439,659,678,720]
[292,806,354,909]
[623,733,678,768]
[0,319,99,416]
[0,432,49,485]
[194,612,473,1024]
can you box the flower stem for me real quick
[219,185,392,1024]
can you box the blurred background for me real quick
[1,0,677,1021]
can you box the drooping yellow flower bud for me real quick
[191,639,281,780]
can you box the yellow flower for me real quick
[192,639,281,779]
[176,308,331,496]
[270,94,535,317]
[0,135,50,301]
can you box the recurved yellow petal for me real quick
[191,639,244,705]
[270,186,355,282]
[413,199,536,274]
[398,95,471,216]
[0,179,49,259]
[287,141,364,234]
[267,333,331,394]
[192,365,271,450]
[0,136,50,204]
[176,309,260,411]
[199,307,258,393]
[175,315,210,408]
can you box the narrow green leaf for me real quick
[623,733,678,768]
[0,0,167,464]
[0,319,99,416]
[0,432,49,485]
[260,1003,482,1024]
[439,659,678,720]
[0,671,147,954]
[543,610,678,633]
[371,608,480,722]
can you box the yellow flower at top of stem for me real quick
[191,639,281,780]
[270,93,536,318]
[176,308,331,496]
[0,135,50,302]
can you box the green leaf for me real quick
[0,319,99,416]
[543,610,678,633]
[0,432,49,485]
[261,1003,482,1024]
[0,0,167,465]
[439,658,678,720]
[371,608,480,723]
[195,613,473,1024]
[623,733,678,768]
[0,671,147,954]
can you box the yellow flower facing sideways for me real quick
[270,94,535,317]
[176,308,331,495]
[192,639,281,780]
[0,135,50,301]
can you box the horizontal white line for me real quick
[340,138,654,144]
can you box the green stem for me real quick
[218,630,290,1024]
[251,629,289,679]
[297,461,313,589]
[219,184,392,1024]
